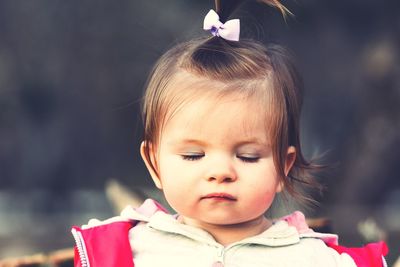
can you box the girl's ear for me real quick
[277,146,296,193]
[140,141,163,189]
[284,146,297,176]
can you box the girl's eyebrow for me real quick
[168,139,208,147]
[236,139,269,146]
[168,138,269,147]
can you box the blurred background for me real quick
[0,0,399,265]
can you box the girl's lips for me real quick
[201,193,237,201]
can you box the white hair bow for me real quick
[203,9,240,41]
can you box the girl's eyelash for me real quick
[180,154,259,162]
[237,155,260,163]
[181,154,204,161]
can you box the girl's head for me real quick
[141,37,318,205]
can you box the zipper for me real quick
[382,256,387,267]
[212,248,225,267]
[71,228,90,267]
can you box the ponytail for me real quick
[257,0,293,17]
[214,0,292,23]
[214,0,243,23]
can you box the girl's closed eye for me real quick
[180,153,204,161]
[237,154,260,163]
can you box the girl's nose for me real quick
[206,158,237,183]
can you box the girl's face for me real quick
[141,90,295,229]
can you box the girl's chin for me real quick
[179,215,263,227]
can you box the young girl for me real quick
[72,1,388,266]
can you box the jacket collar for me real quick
[147,211,301,247]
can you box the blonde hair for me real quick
[141,36,322,205]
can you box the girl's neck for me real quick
[180,216,272,246]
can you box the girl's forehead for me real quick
[162,93,274,143]
[166,70,273,109]
[157,71,277,142]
